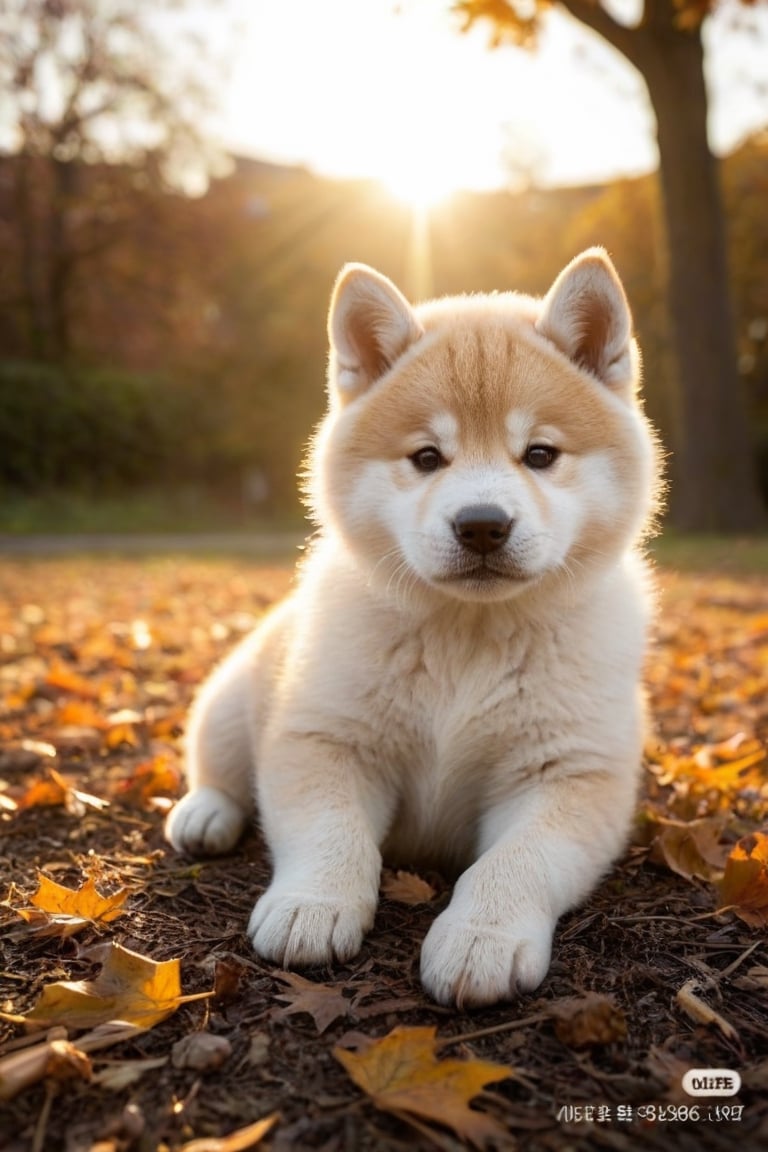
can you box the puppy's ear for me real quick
[536,248,637,389]
[328,264,423,399]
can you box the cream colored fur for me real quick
[166,248,661,1007]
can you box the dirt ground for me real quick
[0,556,766,1152]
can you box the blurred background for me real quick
[0,0,766,537]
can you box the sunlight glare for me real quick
[381,163,459,210]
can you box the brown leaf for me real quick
[549,993,627,1047]
[272,971,351,1034]
[171,1032,232,1071]
[333,1025,513,1148]
[381,869,436,904]
[648,815,730,882]
[718,831,768,927]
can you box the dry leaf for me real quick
[117,753,181,807]
[0,1037,92,1101]
[272,971,351,1034]
[675,979,739,1042]
[23,942,195,1030]
[718,831,768,927]
[648,815,730,882]
[177,1113,279,1152]
[381,869,436,905]
[334,1025,513,1148]
[9,874,129,939]
[549,992,628,1047]
[93,1056,167,1091]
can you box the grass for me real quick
[0,488,306,536]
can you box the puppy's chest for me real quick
[372,625,540,770]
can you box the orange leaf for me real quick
[718,831,768,927]
[45,661,100,699]
[334,1026,513,1147]
[381,869,436,905]
[177,1114,279,1152]
[118,754,181,807]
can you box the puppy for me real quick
[166,249,660,1007]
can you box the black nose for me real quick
[452,504,513,554]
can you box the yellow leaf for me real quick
[380,869,436,905]
[30,874,127,923]
[648,815,729,882]
[718,831,768,927]
[334,1026,512,1147]
[24,942,186,1030]
[178,1114,279,1152]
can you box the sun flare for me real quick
[380,164,460,210]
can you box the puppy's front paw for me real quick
[420,908,554,1008]
[165,786,247,856]
[248,886,375,968]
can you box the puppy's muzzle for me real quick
[452,504,513,555]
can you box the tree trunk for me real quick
[638,18,764,530]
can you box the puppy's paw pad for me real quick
[420,911,553,1008]
[165,787,247,855]
[248,891,371,967]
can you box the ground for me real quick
[0,550,766,1152]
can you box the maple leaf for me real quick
[272,971,351,1034]
[19,942,203,1030]
[10,873,128,939]
[381,869,437,904]
[333,1025,513,1148]
[718,831,768,927]
[548,992,627,1047]
[647,815,730,882]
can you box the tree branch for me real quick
[556,0,648,71]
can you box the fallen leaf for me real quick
[22,942,199,1030]
[93,1056,167,1091]
[0,1037,92,1101]
[718,831,768,927]
[549,992,628,1047]
[381,869,437,905]
[334,1025,513,1148]
[648,815,730,882]
[177,1113,279,1152]
[272,971,351,1034]
[117,753,181,807]
[17,767,108,814]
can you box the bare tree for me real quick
[455,0,766,531]
[0,0,227,359]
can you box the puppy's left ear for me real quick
[536,248,638,390]
[328,264,423,400]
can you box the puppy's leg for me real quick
[164,630,260,855]
[420,764,639,1007]
[248,735,392,967]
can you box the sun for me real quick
[380,163,460,210]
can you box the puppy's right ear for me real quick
[328,264,423,400]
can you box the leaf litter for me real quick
[0,557,766,1150]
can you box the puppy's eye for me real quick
[524,444,559,470]
[410,446,444,473]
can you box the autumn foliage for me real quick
[0,555,766,1149]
